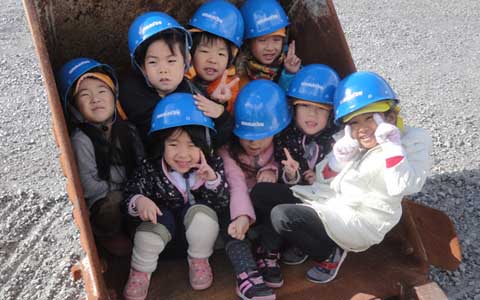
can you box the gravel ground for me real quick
[0,0,478,299]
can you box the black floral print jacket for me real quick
[274,123,337,185]
[124,154,230,212]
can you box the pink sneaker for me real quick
[188,257,213,290]
[123,268,151,300]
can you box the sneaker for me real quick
[123,268,151,300]
[281,246,309,265]
[306,247,347,283]
[256,247,284,288]
[188,257,213,290]
[236,270,276,300]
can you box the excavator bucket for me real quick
[22,0,461,299]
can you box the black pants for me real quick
[251,183,337,261]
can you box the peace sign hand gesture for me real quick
[194,151,217,182]
[193,93,225,119]
[210,71,240,104]
[284,40,301,74]
[281,148,300,181]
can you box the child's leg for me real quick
[124,211,174,300]
[183,204,219,290]
[225,239,275,300]
[271,204,346,283]
[250,183,301,287]
[90,191,132,256]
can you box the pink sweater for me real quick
[218,144,279,223]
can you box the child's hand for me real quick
[228,215,250,240]
[210,71,240,104]
[303,169,316,185]
[373,113,401,145]
[281,148,299,180]
[136,196,162,224]
[193,93,225,118]
[194,151,217,181]
[257,169,277,183]
[333,125,360,162]
[284,40,301,74]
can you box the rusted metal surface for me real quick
[22,0,459,299]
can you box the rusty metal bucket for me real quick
[21,0,461,299]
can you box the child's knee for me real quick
[184,205,220,258]
[184,204,218,230]
[132,223,171,273]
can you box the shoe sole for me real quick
[236,287,276,300]
[190,279,213,291]
[306,250,347,284]
[281,254,309,266]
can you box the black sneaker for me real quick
[281,246,309,265]
[236,270,275,300]
[306,247,347,283]
[256,247,284,288]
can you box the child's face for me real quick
[250,35,283,65]
[164,129,201,174]
[74,78,115,124]
[295,103,330,136]
[348,112,380,149]
[193,38,229,82]
[142,40,186,97]
[239,137,273,156]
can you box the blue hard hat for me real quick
[189,0,244,48]
[149,93,215,134]
[234,79,291,140]
[287,64,340,106]
[240,0,289,39]
[333,71,398,124]
[57,57,118,110]
[128,11,192,70]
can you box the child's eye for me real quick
[147,60,156,65]
[273,37,283,42]
[218,52,226,57]
[200,49,209,53]
[168,59,177,63]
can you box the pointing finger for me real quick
[283,147,293,161]
[226,76,240,89]
[220,70,228,85]
[373,113,385,125]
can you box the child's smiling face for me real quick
[142,40,186,97]
[347,112,380,149]
[295,102,330,136]
[163,128,201,174]
[74,77,115,125]
[250,35,283,65]
[193,37,229,82]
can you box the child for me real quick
[261,64,340,266]
[57,57,144,256]
[187,0,243,112]
[253,71,432,284]
[122,93,230,299]
[238,0,301,90]
[275,64,340,186]
[219,79,291,298]
[120,11,232,148]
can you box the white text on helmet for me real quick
[340,89,363,104]
[156,110,181,119]
[256,15,280,25]
[240,121,265,127]
[69,60,91,75]
[201,13,223,24]
[301,82,324,90]
[141,21,164,35]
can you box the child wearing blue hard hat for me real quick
[254,71,432,284]
[187,0,243,113]
[237,0,301,91]
[57,57,144,257]
[218,80,292,299]
[122,93,230,299]
[251,64,340,267]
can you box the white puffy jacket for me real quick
[290,126,432,252]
